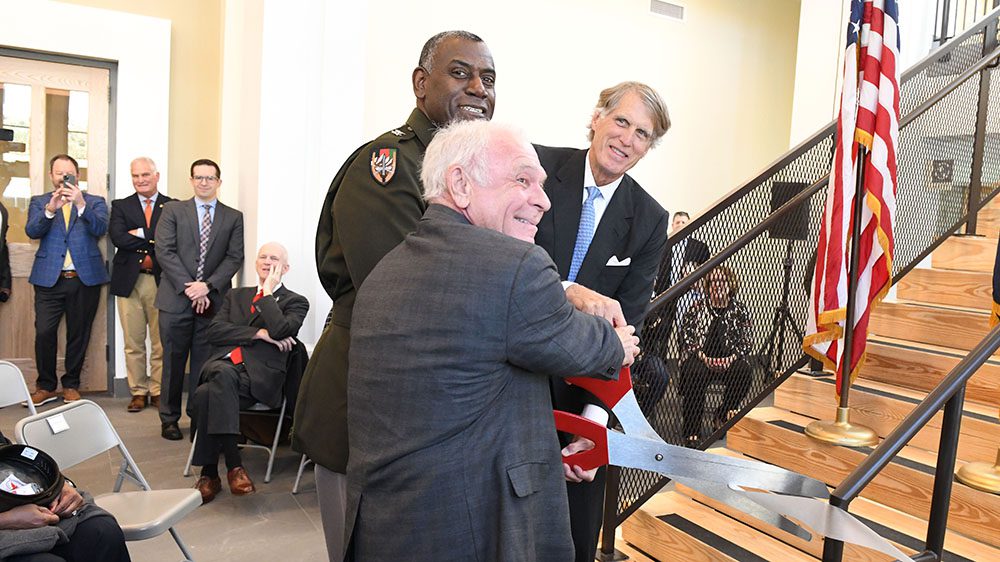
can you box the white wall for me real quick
[3,0,171,382]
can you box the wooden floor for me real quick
[619,200,1000,561]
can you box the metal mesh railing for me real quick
[615,9,1000,522]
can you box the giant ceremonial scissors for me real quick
[554,367,911,561]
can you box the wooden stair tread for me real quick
[895,268,992,311]
[775,375,998,464]
[862,339,1000,407]
[870,335,1000,361]
[622,491,817,562]
[870,301,994,353]
[851,377,997,419]
[677,448,1000,562]
[932,236,997,273]
[727,414,1000,547]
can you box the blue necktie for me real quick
[568,186,601,282]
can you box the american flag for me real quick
[804,0,900,395]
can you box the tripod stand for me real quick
[757,239,804,374]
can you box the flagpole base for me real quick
[805,407,880,447]
[956,449,1000,494]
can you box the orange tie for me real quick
[141,199,153,270]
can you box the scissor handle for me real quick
[553,410,610,471]
[564,366,632,410]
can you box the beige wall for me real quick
[56,0,223,200]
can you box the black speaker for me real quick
[768,181,809,241]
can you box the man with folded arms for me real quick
[109,157,174,413]
[190,242,308,503]
[344,120,639,561]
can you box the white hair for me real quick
[130,156,158,172]
[420,120,530,201]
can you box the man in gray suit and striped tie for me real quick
[155,159,244,441]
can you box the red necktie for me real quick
[250,289,264,313]
[232,291,266,364]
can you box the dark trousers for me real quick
[567,466,607,562]
[190,359,256,466]
[33,277,101,391]
[678,356,753,438]
[8,513,131,562]
[158,309,212,424]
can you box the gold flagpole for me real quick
[805,145,878,447]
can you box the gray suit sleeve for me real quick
[154,205,191,294]
[206,210,244,291]
[507,245,623,379]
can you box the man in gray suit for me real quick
[345,120,640,561]
[155,158,244,441]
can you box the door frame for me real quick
[0,46,119,393]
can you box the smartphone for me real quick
[63,173,76,187]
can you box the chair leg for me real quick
[169,526,196,561]
[263,399,287,484]
[183,431,197,477]
[292,454,312,494]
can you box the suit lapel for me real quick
[186,199,201,249]
[549,150,588,279]
[576,176,635,284]
[205,203,226,256]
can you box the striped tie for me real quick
[568,186,601,282]
[196,204,212,281]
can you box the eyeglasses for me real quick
[192,175,218,183]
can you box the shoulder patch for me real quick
[370,148,398,185]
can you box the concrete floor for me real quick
[0,394,328,562]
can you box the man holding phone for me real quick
[24,154,110,406]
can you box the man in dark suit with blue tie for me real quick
[535,81,671,562]
[25,154,110,407]
[155,159,244,441]
[109,157,175,412]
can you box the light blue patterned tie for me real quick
[568,186,602,282]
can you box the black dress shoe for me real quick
[161,422,183,441]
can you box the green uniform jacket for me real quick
[292,108,436,472]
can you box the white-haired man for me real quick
[344,120,639,561]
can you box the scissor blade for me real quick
[674,478,812,541]
[607,432,830,499]
[745,491,912,561]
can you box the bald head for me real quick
[255,242,289,286]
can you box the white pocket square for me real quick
[606,256,631,266]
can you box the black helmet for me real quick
[0,444,64,513]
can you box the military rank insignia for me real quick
[370,148,398,185]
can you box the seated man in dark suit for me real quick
[189,242,309,503]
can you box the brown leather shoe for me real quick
[227,467,256,496]
[194,475,222,504]
[26,389,59,407]
[127,395,148,412]
[62,388,81,403]
[150,395,160,408]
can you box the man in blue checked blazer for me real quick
[25,154,110,407]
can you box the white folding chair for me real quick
[292,454,312,494]
[0,360,36,415]
[15,400,201,561]
[183,397,288,483]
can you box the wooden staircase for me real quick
[619,201,1000,560]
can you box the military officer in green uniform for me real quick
[292,29,496,560]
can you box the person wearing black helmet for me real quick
[0,432,130,562]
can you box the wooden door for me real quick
[0,56,110,391]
